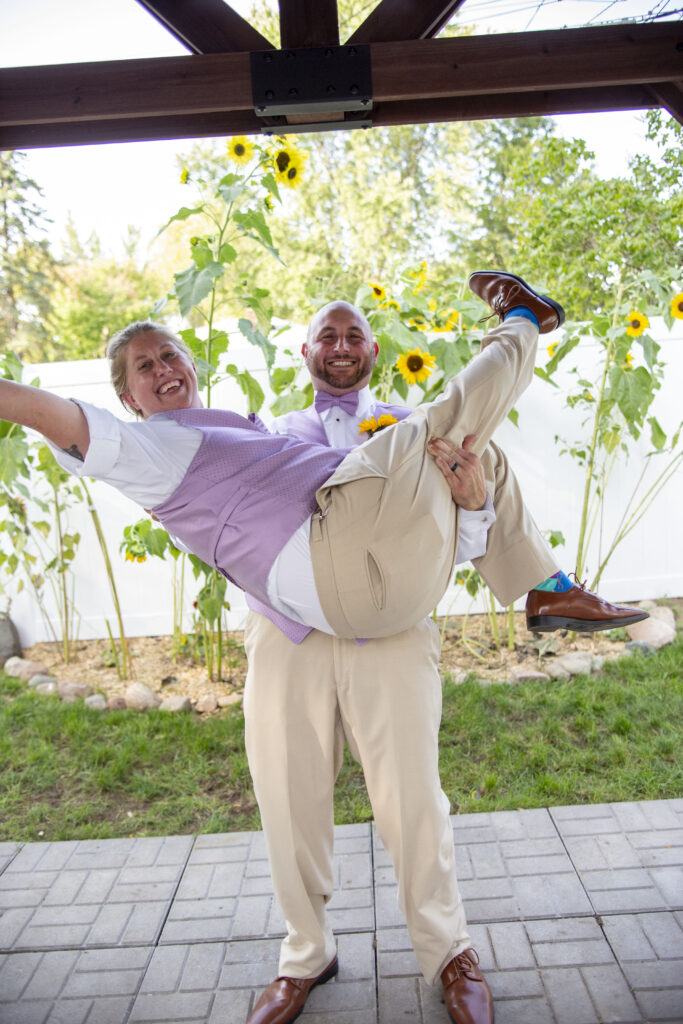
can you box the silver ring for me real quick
[450,461,459,472]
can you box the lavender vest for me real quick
[246,399,412,639]
[151,409,349,619]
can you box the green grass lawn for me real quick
[2,636,681,843]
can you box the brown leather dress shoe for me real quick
[468,270,565,334]
[441,949,494,1024]
[526,582,649,633]
[246,957,338,1023]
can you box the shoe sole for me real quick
[527,611,649,633]
[469,270,566,331]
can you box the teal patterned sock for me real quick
[533,571,573,593]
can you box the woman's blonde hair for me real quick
[106,321,192,415]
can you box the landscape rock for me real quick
[3,657,49,681]
[622,640,656,658]
[546,662,571,680]
[0,616,21,667]
[124,682,161,710]
[626,612,676,649]
[84,694,107,711]
[511,665,550,682]
[28,674,57,689]
[35,682,58,696]
[195,694,218,714]
[549,651,594,677]
[58,680,94,702]
[107,696,127,711]
[218,693,242,707]
[159,695,192,713]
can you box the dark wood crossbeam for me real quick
[648,80,683,124]
[136,0,274,53]
[1,23,680,148]
[349,0,467,44]
[0,85,657,151]
[279,0,340,48]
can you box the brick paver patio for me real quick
[1,799,681,1023]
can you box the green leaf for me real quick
[145,528,171,558]
[0,352,25,383]
[174,262,225,317]
[548,530,565,549]
[157,205,205,236]
[507,408,519,428]
[270,386,312,416]
[217,181,246,205]
[648,416,667,451]
[218,242,238,264]
[238,318,277,368]
[235,370,265,414]
[271,366,296,394]
[0,429,30,487]
[233,210,281,262]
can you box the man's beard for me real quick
[307,352,374,390]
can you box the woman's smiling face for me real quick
[121,331,200,418]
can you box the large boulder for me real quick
[0,616,21,667]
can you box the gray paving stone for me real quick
[602,912,683,1022]
[0,946,151,1024]
[0,843,21,876]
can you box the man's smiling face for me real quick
[302,302,379,395]
[121,331,200,418]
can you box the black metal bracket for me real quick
[251,44,373,132]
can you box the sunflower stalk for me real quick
[575,280,623,579]
[82,480,130,679]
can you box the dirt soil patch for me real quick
[24,601,680,704]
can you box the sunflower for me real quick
[621,351,634,369]
[358,413,398,437]
[625,310,649,337]
[272,144,307,188]
[179,167,189,184]
[433,309,459,332]
[670,293,683,320]
[547,342,558,358]
[379,298,400,311]
[396,347,436,385]
[409,260,428,294]
[227,136,254,165]
[358,416,378,435]
[368,283,386,302]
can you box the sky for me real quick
[1,0,678,258]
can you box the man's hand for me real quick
[427,434,487,511]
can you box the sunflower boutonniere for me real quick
[358,413,399,437]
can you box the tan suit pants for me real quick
[243,611,470,985]
[310,318,549,637]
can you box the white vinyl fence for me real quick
[4,318,682,648]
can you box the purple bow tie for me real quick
[314,390,360,414]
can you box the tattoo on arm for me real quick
[62,444,85,463]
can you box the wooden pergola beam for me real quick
[136,0,274,53]
[0,23,680,148]
[279,0,340,48]
[349,0,467,44]
[0,86,658,151]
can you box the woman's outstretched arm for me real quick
[0,379,90,459]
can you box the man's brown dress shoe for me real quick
[468,270,565,334]
[526,582,649,633]
[246,957,338,1023]
[441,949,494,1024]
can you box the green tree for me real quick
[48,224,165,360]
[459,116,683,319]
[0,152,58,359]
